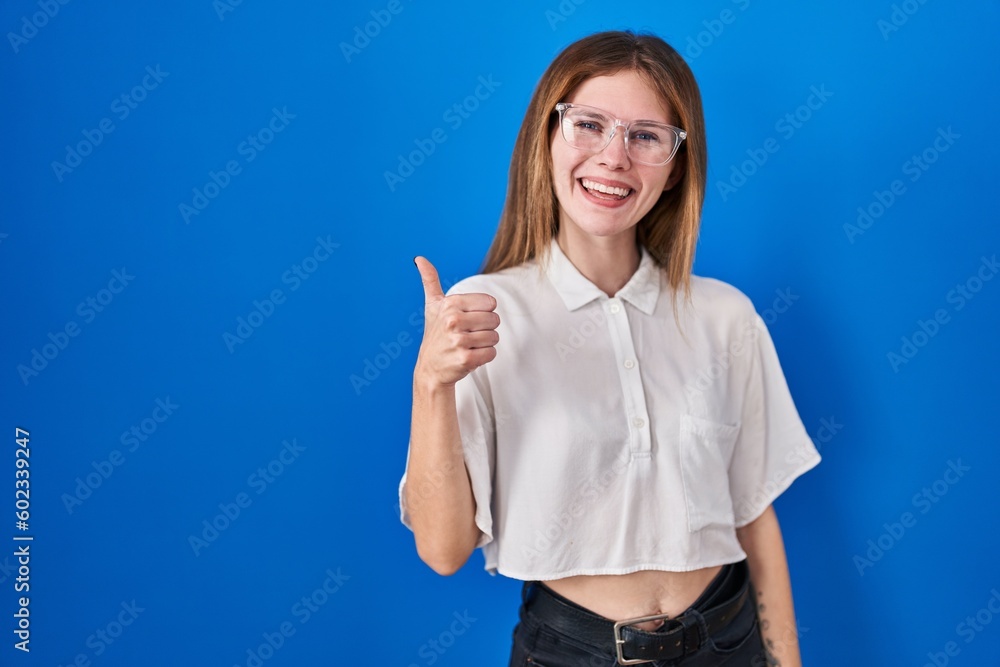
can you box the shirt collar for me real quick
[543,237,661,315]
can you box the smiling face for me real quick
[550,70,684,245]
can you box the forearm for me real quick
[406,373,479,575]
[736,504,803,667]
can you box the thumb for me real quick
[414,256,445,301]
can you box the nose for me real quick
[598,123,631,169]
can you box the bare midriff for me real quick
[541,565,723,632]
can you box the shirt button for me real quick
[624,359,635,369]
[633,417,645,428]
[609,302,621,314]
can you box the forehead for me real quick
[564,71,672,124]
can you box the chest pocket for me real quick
[679,414,741,533]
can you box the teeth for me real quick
[581,178,632,198]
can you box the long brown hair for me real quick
[480,30,707,310]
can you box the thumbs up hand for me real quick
[413,256,500,387]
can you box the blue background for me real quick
[2,0,999,665]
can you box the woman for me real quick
[400,30,821,666]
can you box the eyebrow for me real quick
[574,105,671,126]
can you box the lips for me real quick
[579,177,634,203]
[576,177,635,208]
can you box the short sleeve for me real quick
[728,313,821,527]
[398,366,496,550]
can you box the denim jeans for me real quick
[507,561,766,667]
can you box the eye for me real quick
[631,130,661,144]
[575,120,604,133]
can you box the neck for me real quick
[555,228,642,297]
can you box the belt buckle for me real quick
[613,612,672,665]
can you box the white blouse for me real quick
[399,238,821,580]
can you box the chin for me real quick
[569,217,637,239]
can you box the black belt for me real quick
[523,561,750,665]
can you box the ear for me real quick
[662,151,686,192]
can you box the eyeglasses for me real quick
[555,102,687,166]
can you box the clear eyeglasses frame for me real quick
[554,102,688,166]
